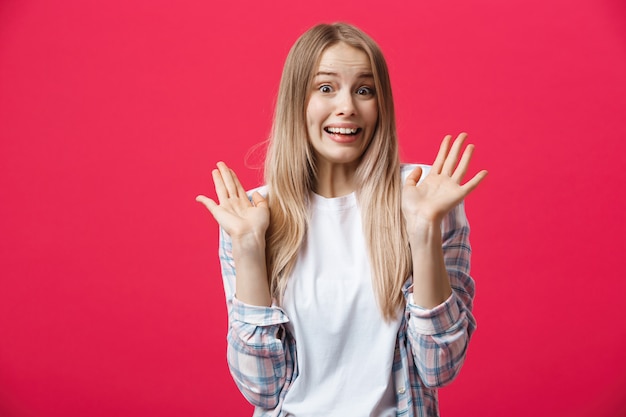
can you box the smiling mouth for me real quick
[324,127,361,136]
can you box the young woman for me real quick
[197,22,487,417]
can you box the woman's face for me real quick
[305,42,379,175]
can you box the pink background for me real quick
[1,0,625,416]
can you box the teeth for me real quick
[326,127,358,135]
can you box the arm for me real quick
[401,133,486,387]
[219,227,293,408]
[405,203,476,388]
[197,162,291,408]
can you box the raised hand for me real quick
[402,133,487,228]
[196,161,269,242]
[197,163,271,306]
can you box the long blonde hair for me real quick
[264,23,411,321]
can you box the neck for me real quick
[314,161,358,198]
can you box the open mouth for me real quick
[324,127,361,136]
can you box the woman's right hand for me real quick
[196,161,269,244]
[197,162,271,306]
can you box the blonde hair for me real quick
[264,23,411,321]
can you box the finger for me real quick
[451,143,475,183]
[211,168,230,204]
[196,195,236,227]
[251,191,268,208]
[211,168,229,203]
[216,161,239,198]
[405,166,423,187]
[230,168,248,200]
[195,195,218,211]
[461,170,488,195]
[442,132,467,176]
[432,135,453,173]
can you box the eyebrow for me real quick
[314,71,374,79]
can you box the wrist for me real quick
[406,216,442,243]
[231,231,266,254]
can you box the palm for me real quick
[196,162,269,239]
[208,193,269,238]
[402,133,487,225]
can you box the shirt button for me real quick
[398,387,406,394]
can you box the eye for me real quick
[319,85,333,93]
[356,86,374,96]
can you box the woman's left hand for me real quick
[402,132,488,228]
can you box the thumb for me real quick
[195,195,217,211]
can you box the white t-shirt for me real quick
[280,191,402,417]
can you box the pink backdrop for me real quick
[1,0,625,416]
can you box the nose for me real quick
[335,90,356,116]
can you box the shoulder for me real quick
[400,163,432,185]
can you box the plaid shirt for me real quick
[218,187,476,417]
